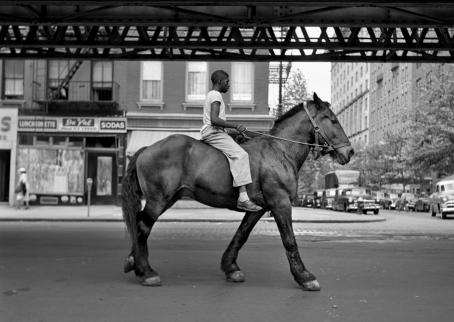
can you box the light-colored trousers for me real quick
[201,127,252,187]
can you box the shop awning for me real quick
[126,130,200,156]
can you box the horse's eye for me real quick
[331,119,338,124]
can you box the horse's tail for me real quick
[121,146,147,245]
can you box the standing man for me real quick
[15,168,29,209]
[201,70,262,212]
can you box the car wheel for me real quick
[442,212,447,219]
[373,209,379,215]
[362,210,367,215]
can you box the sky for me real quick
[269,62,332,109]
[292,62,332,101]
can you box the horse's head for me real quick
[309,92,354,165]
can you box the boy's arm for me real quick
[210,101,246,132]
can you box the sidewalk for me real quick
[0,200,385,223]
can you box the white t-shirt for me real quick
[201,90,226,133]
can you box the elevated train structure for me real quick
[0,1,454,61]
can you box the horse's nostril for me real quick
[349,148,354,158]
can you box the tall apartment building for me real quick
[0,59,272,206]
[330,62,370,146]
[369,62,440,145]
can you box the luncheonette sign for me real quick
[0,108,18,147]
[18,117,127,133]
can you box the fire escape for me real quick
[30,59,120,116]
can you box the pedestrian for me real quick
[15,168,29,210]
[200,69,262,212]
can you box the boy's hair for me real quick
[211,70,229,84]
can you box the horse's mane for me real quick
[271,101,314,131]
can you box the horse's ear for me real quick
[313,92,322,108]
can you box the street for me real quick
[1,209,454,322]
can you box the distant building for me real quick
[331,62,370,146]
[369,62,442,145]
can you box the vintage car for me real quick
[332,187,380,214]
[396,192,417,211]
[388,193,399,210]
[324,188,337,210]
[313,189,327,208]
[429,175,454,219]
[414,194,430,212]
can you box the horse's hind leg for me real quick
[221,210,265,282]
[125,203,165,286]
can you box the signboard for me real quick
[0,108,18,148]
[18,116,127,133]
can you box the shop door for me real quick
[86,152,117,204]
[0,150,11,202]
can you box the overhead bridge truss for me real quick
[1,1,454,62]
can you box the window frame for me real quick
[230,62,255,103]
[2,60,25,100]
[185,62,208,102]
[140,61,164,102]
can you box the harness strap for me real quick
[245,101,350,153]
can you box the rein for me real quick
[244,101,350,158]
[245,130,329,149]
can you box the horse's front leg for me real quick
[272,199,321,291]
[221,210,265,282]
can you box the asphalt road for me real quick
[1,209,454,322]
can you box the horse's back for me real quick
[135,134,236,206]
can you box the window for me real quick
[231,62,254,102]
[92,61,113,100]
[186,62,208,101]
[3,60,24,99]
[48,60,76,99]
[141,61,163,101]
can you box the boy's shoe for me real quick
[237,199,262,212]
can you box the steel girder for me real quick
[0,1,454,61]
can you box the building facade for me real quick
[331,62,370,146]
[0,59,272,206]
[124,61,273,156]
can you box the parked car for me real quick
[429,175,454,219]
[396,192,416,211]
[324,188,337,210]
[332,187,380,214]
[414,194,430,212]
[388,193,399,210]
[313,190,327,208]
[296,193,314,207]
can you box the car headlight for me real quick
[442,196,448,202]
[358,197,363,202]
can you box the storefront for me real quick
[0,108,18,205]
[17,116,127,205]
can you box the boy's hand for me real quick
[236,124,247,133]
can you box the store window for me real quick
[92,61,113,100]
[141,61,163,101]
[186,62,208,101]
[3,60,24,99]
[17,143,85,195]
[231,62,254,102]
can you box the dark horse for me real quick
[122,93,353,291]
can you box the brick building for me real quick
[0,59,272,206]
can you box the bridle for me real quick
[246,101,351,158]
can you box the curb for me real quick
[0,217,386,223]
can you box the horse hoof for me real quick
[302,279,321,291]
[142,275,162,287]
[123,256,135,273]
[226,270,245,283]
